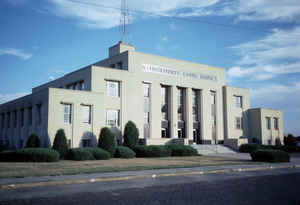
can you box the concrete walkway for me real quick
[1,154,300,190]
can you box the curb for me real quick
[1,164,299,190]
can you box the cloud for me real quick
[228,27,300,81]
[0,92,30,104]
[0,48,32,60]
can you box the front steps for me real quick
[191,144,237,155]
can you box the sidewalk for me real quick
[1,156,300,190]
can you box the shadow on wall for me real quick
[79,131,97,147]
[111,127,122,145]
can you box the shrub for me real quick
[115,146,136,158]
[52,129,68,159]
[133,145,171,158]
[250,150,290,163]
[0,148,60,162]
[67,148,95,161]
[252,138,259,144]
[284,134,297,146]
[98,127,116,157]
[123,121,139,149]
[26,134,40,148]
[166,144,198,156]
[84,147,111,160]
[282,145,300,153]
[239,143,261,153]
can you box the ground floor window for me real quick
[106,109,120,127]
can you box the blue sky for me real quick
[0,0,299,136]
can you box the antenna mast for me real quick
[119,0,130,43]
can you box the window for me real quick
[177,88,185,121]
[13,111,17,128]
[20,109,24,127]
[234,96,243,108]
[106,81,120,97]
[79,81,85,90]
[143,83,150,124]
[274,118,279,130]
[82,139,91,147]
[235,117,242,129]
[63,104,72,124]
[161,86,169,121]
[1,113,4,129]
[81,105,91,124]
[192,89,199,122]
[161,128,167,138]
[37,104,42,125]
[116,61,123,69]
[28,107,32,125]
[7,113,10,128]
[106,109,120,127]
[143,83,150,97]
[67,139,71,148]
[110,64,115,68]
[266,117,271,130]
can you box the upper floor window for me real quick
[63,104,72,124]
[266,117,271,130]
[234,96,243,108]
[116,61,123,69]
[37,104,42,125]
[13,110,17,128]
[7,112,10,128]
[274,118,279,130]
[235,117,243,129]
[81,105,91,124]
[106,109,120,127]
[106,81,120,97]
[20,109,24,127]
[28,107,32,126]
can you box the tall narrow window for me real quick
[82,105,91,124]
[7,113,10,128]
[20,109,24,127]
[28,107,32,126]
[37,104,42,125]
[274,118,279,130]
[13,111,17,128]
[235,117,243,129]
[116,61,123,69]
[143,83,150,138]
[161,85,170,138]
[106,109,120,127]
[63,104,72,124]
[192,90,199,122]
[1,113,4,129]
[106,81,120,97]
[234,96,243,108]
[79,81,85,90]
[177,87,185,121]
[266,117,271,130]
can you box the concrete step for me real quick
[191,145,237,155]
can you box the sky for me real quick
[0,0,299,136]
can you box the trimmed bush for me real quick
[84,147,111,160]
[26,134,40,148]
[284,134,297,146]
[250,149,290,163]
[52,129,68,159]
[166,144,198,156]
[98,127,117,157]
[133,145,171,158]
[282,145,300,153]
[252,138,259,144]
[0,148,59,162]
[123,121,139,149]
[67,148,95,161]
[239,143,261,153]
[115,146,136,158]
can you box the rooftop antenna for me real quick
[119,0,130,44]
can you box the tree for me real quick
[123,121,139,149]
[52,129,68,159]
[284,134,297,146]
[98,127,116,157]
[26,134,40,148]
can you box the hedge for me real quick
[84,147,111,160]
[250,149,290,163]
[123,121,139,149]
[0,148,60,162]
[98,127,117,157]
[115,146,136,158]
[26,134,40,148]
[52,129,69,159]
[133,145,171,158]
[166,144,198,156]
[239,143,261,153]
[67,148,95,161]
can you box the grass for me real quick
[0,156,252,179]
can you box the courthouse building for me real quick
[0,42,283,149]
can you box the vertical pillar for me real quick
[170,85,178,139]
[201,89,212,144]
[186,88,193,143]
[150,83,162,139]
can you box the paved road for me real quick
[1,168,300,205]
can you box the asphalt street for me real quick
[0,167,300,205]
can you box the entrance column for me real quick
[186,88,193,144]
[170,85,178,139]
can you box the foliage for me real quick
[123,121,139,149]
[98,127,117,157]
[284,134,297,146]
[282,145,300,153]
[166,144,198,156]
[114,146,136,158]
[252,138,259,144]
[66,148,95,161]
[133,145,171,158]
[239,143,261,153]
[26,134,40,148]
[0,148,60,162]
[52,129,68,159]
[84,147,111,160]
[250,149,290,163]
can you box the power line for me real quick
[68,0,300,36]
